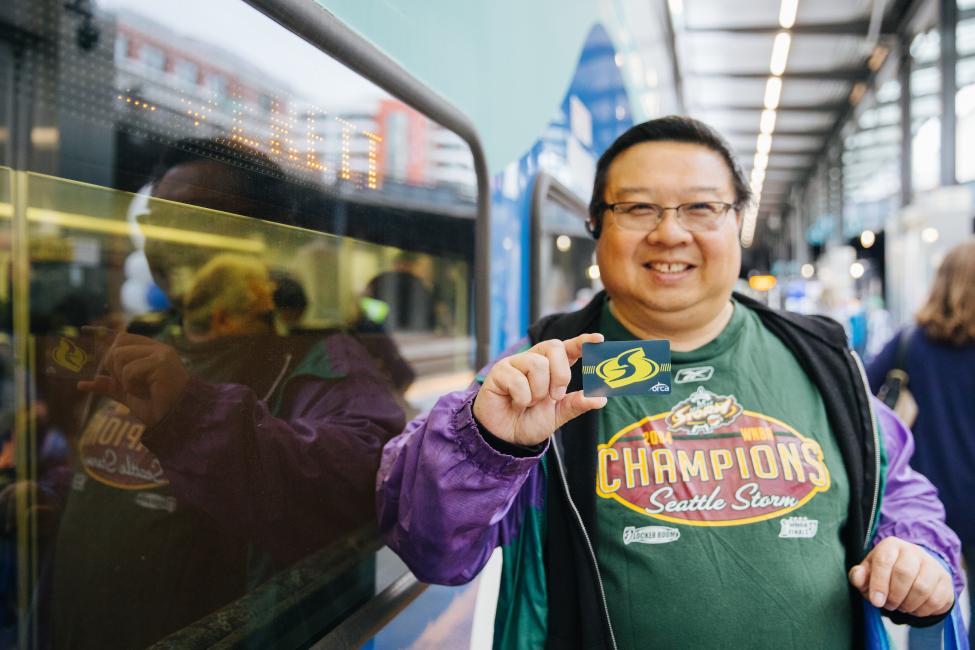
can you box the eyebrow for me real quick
[614,186,725,198]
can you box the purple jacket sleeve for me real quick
[142,335,405,565]
[377,340,547,585]
[872,396,964,595]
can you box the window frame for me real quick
[163,0,491,645]
[529,171,592,323]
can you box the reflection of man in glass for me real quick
[50,139,405,649]
[363,252,438,332]
[139,139,295,309]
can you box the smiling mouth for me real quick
[643,262,694,274]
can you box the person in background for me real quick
[271,273,309,331]
[868,238,975,649]
[362,253,438,332]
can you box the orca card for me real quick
[581,340,672,397]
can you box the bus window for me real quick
[0,0,482,647]
[530,172,601,321]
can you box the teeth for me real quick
[649,263,689,273]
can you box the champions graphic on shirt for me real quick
[596,387,831,526]
[77,401,169,489]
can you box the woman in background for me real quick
[868,238,975,649]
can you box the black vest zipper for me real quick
[551,436,619,650]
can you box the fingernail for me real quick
[849,567,863,584]
[553,386,566,400]
[870,592,886,607]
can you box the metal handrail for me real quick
[242,0,492,369]
[310,572,428,649]
[231,0,489,645]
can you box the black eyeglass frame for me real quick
[594,200,741,233]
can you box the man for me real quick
[377,117,964,649]
[51,140,405,649]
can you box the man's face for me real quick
[144,161,248,301]
[595,141,742,323]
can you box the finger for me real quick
[107,344,164,379]
[554,390,607,429]
[867,541,900,608]
[119,355,162,399]
[78,376,125,403]
[885,550,922,610]
[101,333,157,373]
[910,575,954,617]
[486,363,534,409]
[848,564,869,591]
[562,333,605,365]
[507,353,551,404]
[530,339,571,400]
[898,561,941,614]
[110,332,156,348]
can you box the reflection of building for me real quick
[113,9,475,195]
[311,100,476,194]
[113,9,307,171]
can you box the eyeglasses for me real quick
[601,201,737,233]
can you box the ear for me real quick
[587,217,601,239]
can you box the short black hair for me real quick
[587,116,752,238]
[149,137,296,226]
[271,273,308,313]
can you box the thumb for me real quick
[78,376,123,403]
[554,390,607,429]
[848,563,869,591]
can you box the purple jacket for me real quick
[143,331,406,564]
[378,378,963,592]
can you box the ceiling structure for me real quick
[669,0,909,250]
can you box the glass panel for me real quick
[911,28,942,192]
[537,196,599,318]
[843,75,901,235]
[958,15,975,181]
[0,0,479,647]
[959,17,975,57]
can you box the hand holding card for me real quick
[78,333,190,427]
[472,333,609,447]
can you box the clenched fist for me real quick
[79,333,190,428]
[848,536,955,617]
[472,333,608,447]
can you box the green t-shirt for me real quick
[594,300,852,650]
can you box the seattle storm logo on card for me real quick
[594,347,662,389]
[596,395,832,527]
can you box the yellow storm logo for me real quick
[51,337,89,373]
[596,347,660,389]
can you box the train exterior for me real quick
[0,0,679,646]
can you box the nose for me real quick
[645,209,693,247]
